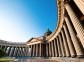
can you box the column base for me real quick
[66,55,71,57]
[71,55,76,58]
[77,55,84,58]
[63,56,66,57]
[59,56,62,57]
[56,55,59,57]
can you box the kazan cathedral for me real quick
[0,0,84,62]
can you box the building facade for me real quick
[0,0,84,62]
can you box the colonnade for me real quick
[43,0,84,58]
[0,0,84,58]
[0,45,29,57]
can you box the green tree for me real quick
[0,48,7,57]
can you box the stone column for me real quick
[17,47,20,56]
[38,44,40,57]
[4,46,7,52]
[35,44,37,57]
[56,37,62,57]
[11,47,15,56]
[16,47,19,56]
[7,46,11,56]
[27,46,29,56]
[36,44,38,57]
[49,42,52,57]
[30,45,33,57]
[74,0,84,15]
[23,47,25,56]
[22,47,25,56]
[63,25,76,57]
[9,47,13,56]
[46,43,49,57]
[15,47,19,57]
[46,44,47,57]
[18,47,21,56]
[54,39,58,57]
[26,47,28,56]
[58,34,65,57]
[5,46,8,53]
[33,45,35,57]
[13,47,16,56]
[27,45,30,56]
[64,16,84,57]
[65,2,84,47]
[37,44,39,57]
[14,47,18,56]
[51,41,55,57]
[20,47,23,56]
[24,47,26,56]
[61,30,70,57]
[39,43,42,57]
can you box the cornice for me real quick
[46,0,65,42]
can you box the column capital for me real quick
[64,0,70,4]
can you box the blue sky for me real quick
[0,0,57,42]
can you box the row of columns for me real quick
[0,0,84,58]
[46,20,84,57]
[0,43,46,57]
[45,1,84,57]
[0,45,30,57]
[29,43,46,57]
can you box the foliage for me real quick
[0,48,7,57]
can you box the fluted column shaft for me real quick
[64,16,84,57]
[30,45,33,56]
[25,47,27,56]
[24,47,27,56]
[63,25,76,57]
[27,46,30,56]
[36,44,38,57]
[16,47,19,56]
[74,0,84,15]
[51,41,55,57]
[39,44,42,57]
[7,46,11,56]
[54,39,58,57]
[9,47,13,56]
[11,47,15,56]
[13,47,16,56]
[26,46,29,56]
[46,43,49,57]
[56,37,62,57]
[14,47,18,56]
[49,42,51,57]
[65,2,84,47]
[61,30,70,57]
[32,45,35,57]
[18,47,21,56]
[20,47,23,56]
[15,47,19,56]
[58,34,65,57]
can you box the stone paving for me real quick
[14,59,58,62]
